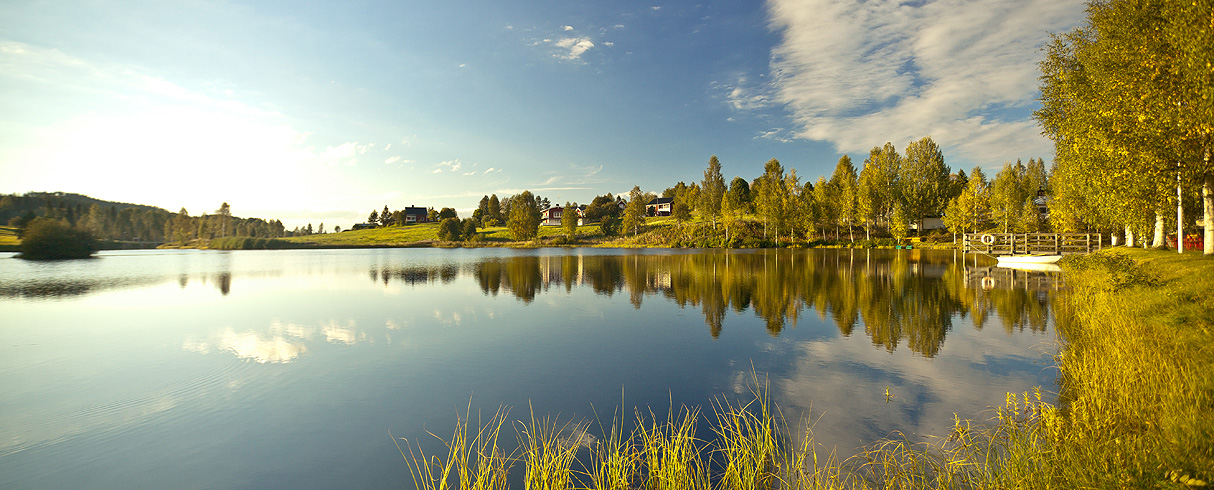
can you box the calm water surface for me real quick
[0,248,1059,489]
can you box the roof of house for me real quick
[647,197,675,205]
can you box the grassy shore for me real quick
[397,248,1213,489]
[264,218,949,250]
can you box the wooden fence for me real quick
[962,233,1103,256]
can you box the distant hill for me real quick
[0,192,166,224]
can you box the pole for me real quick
[1178,171,1185,253]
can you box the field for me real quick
[0,226,21,251]
[280,221,614,248]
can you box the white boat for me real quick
[996,254,1062,264]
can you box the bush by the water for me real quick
[208,236,292,250]
[17,218,98,260]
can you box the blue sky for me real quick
[1,0,1085,228]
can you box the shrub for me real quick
[18,218,98,260]
[437,218,463,241]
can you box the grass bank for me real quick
[396,248,1213,489]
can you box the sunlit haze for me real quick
[0,0,1085,228]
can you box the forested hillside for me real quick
[0,192,289,243]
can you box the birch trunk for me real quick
[1126,225,1135,247]
[1151,211,1166,248]
[1177,175,1184,253]
[1205,174,1213,255]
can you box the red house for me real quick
[403,206,429,223]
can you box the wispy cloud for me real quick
[483,167,501,175]
[763,0,1085,166]
[434,159,462,172]
[714,76,772,112]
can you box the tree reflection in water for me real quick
[365,249,1056,358]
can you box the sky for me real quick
[1,0,1087,228]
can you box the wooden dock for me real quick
[962,233,1103,256]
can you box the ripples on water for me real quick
[0,248,1061,489]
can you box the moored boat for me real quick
[996,254,1062,265]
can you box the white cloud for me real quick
[763,0,1085,167]
[463,171,476,176]
[563,25,574,31]
[603,41,614,47]
[385,156,401,165]
[483,167,501,175]
[552,37,596,61]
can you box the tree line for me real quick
[1036,0,1212,254]
[459,138,1054,245]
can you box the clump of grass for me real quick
[586,407,637,490]
[712,386,777,490]
[518,405,588,490]
[394,405,513,490]
[638,405,710,490]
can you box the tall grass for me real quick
[394,405,513,490]
[397,249,1213,489]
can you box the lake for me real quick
[0,247,1059,489]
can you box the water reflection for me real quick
[182,319,365,363]
[461,250,1057,358]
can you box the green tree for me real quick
[754,158,786,239]
[829,155,859,240]
[506,191,541,240]
[381,206,392,226]
[437,217,462,241]
[368,209,379,225]
[584,193,620,223]
[216,202,232,237]
[622,186,646,235]
[813,176,834,241]
[461,218,478,241]
[901,136,950,233]
[726,177,751,214]
[486,194,503,226]
[699,155,726,227]
[438,207,457,220]
[1036,0,1214,252]
[859,143,903,233]
[19,217,97,259]
[561,201,578,238]
[889,201,909,240]
[989,161,1029,233]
